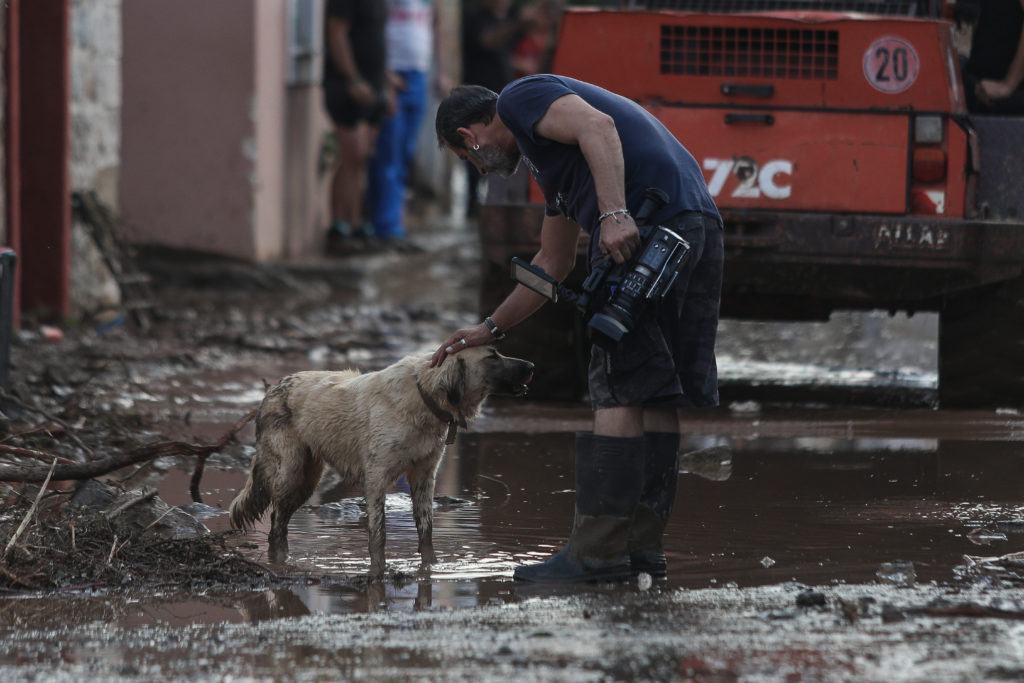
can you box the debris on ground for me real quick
[957,550,1024,585]
[0,490,276,593]
[0,377,270,593]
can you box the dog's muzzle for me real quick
[496,361,534,397]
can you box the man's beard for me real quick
[470,144,521,178]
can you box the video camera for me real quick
[510,188,691,351]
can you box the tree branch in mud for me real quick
[0,409,257,495]
[0,444,77,466]
[0,390,95,458]
[188,407,258,503]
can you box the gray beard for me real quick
[473,145,522,178]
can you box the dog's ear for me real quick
[443,356,467,409]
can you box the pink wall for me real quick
[253,1,287,260]
[121,1,289,261]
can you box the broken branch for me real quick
[0,409,256,484]
[4,458,58,558]
[105,488,158,520]
[190,407,257,503]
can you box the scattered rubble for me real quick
[0,483,275,593]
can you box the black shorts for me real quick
[588,211,724,410]
[323,79,388,128]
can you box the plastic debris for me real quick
[40,325,63,343]
[967,527,1008,546]
[876,561,916,586]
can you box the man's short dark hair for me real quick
[435,85,499,150]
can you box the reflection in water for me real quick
[117,412,1024,625]
[679,444,733,481]
[237,587,312,622]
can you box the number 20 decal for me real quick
[703,157,793,200]
[863,37,919,94]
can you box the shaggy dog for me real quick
[229,346,534,575]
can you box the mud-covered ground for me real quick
[3,215,1024,681]
[6,582,1024,682]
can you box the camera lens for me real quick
[588,313,630,351]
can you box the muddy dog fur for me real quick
[229,346,533,575]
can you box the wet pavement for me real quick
[3,217,1024,680]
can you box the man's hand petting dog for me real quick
[431,322,494,367]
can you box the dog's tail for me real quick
[229,455,271,531]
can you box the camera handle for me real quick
[585,185,670,286]
[634,187,669,227]
[586,185,669,277]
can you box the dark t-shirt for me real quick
[968,0,1024,82]
[496,75,720,264]
[322,0,387,88]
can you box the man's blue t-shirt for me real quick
[496,75,720,263]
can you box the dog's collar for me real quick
[416,380,467,445]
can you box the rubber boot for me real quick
[513,433,644,583]
[629,431,681,578]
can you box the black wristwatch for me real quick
[483,317,506,340]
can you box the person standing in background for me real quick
[460,0,524,219]
[962,0,1024,113]
[322,0,392,255]
[511,0,562,79]
[365,0,448,246]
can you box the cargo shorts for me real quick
[588,210,724,409]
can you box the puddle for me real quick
[8,259,1009,631]
[16,217,1024,679]
[74,407,1023,626]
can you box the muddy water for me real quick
[37,242,1005,631]
[6,241,1024,679]
[122,401,1024,626]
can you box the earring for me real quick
[472,144,480,151]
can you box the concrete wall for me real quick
[121,1,269,260]
[283,85,331,259]
[283,0,332,259]
[253,1,288,260]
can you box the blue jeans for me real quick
[366,70,427,239]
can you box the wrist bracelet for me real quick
[598,208,630,223]
[483,317,506,340]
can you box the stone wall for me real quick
[70,0,121,204]
[70,0,123,318]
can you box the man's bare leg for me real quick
[331,122,376,228]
